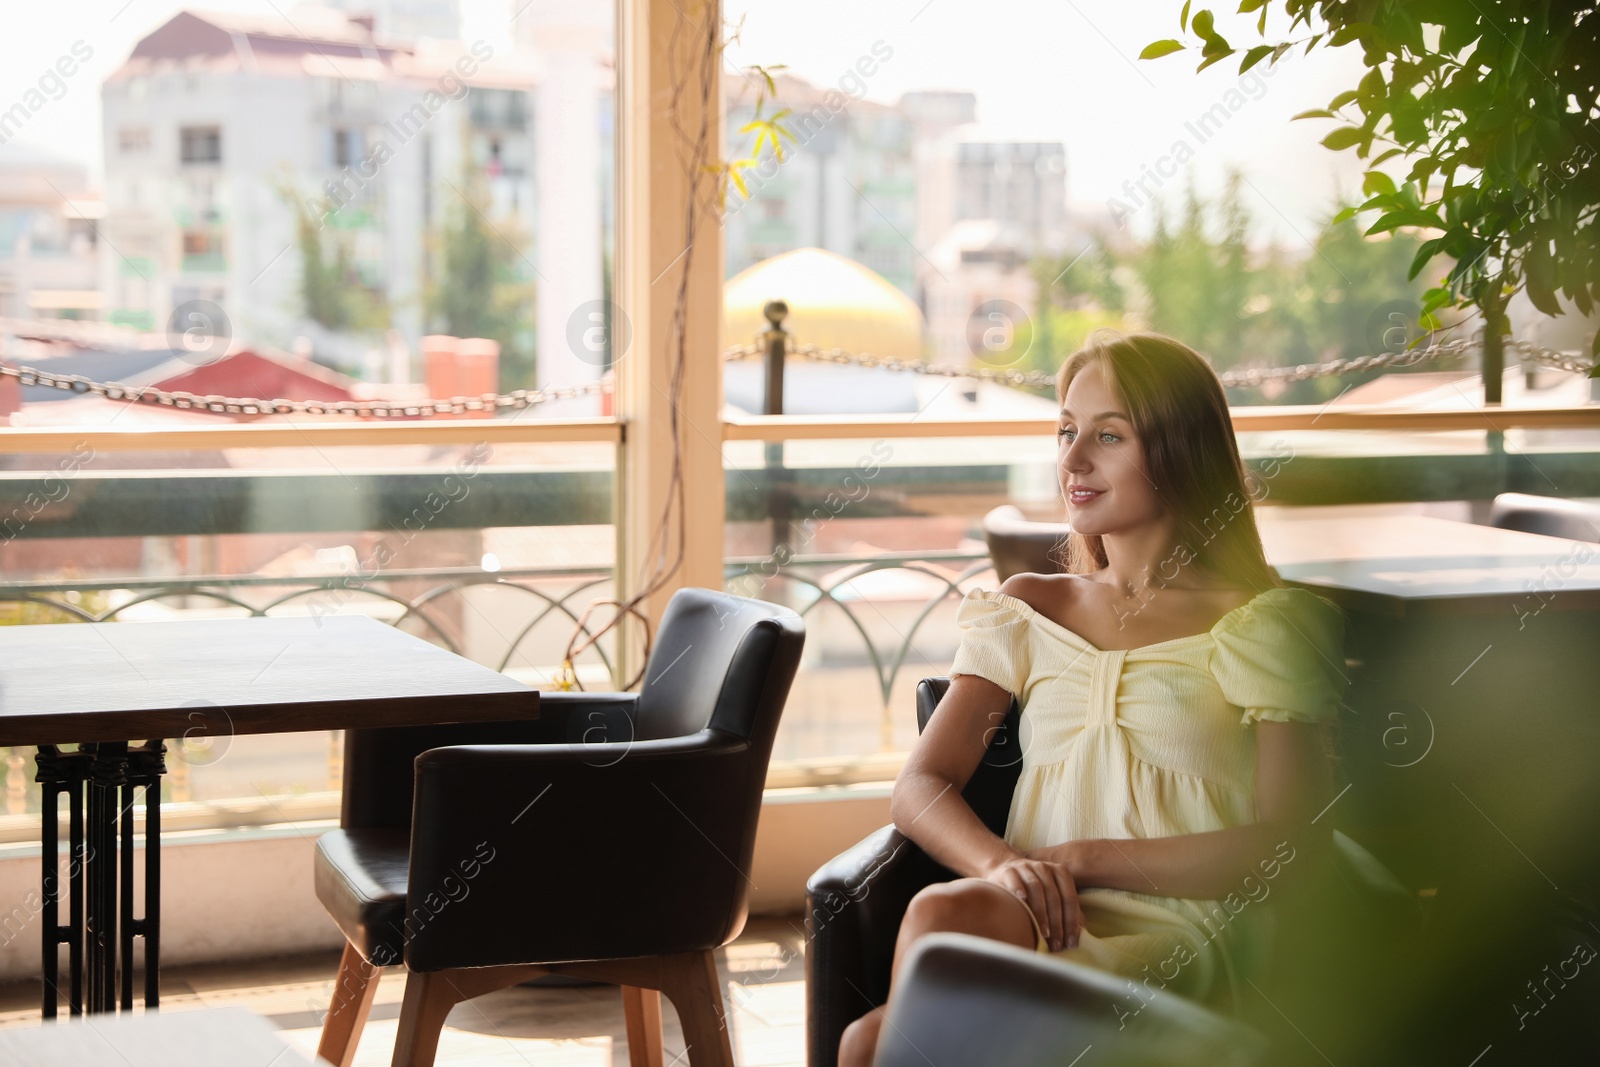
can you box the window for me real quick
[332,128,360,169]
[119,127,150,153]
[180,126,222,165]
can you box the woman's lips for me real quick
[1068,488,1105,505]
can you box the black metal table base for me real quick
[35,741,165,1016]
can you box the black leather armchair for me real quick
[805,677,1422,1067]
[981,504,1072,581]
[313,587,805,1067]
[872,932,1268,1067]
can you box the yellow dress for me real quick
[946,583,1348,1015]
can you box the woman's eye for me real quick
[1100,432,1119,444]
[1057,428,1073,441]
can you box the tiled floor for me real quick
[0,916,811,1065]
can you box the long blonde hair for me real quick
[1055,330,1280,594]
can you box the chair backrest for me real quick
[982,504,1072,582]
[874,932,1268,1067]
[338,588,801,832]
[917,677,1022,838]
[632,586,804,743]
[1489,492,1600,543]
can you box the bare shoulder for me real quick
[997,571,1084,619]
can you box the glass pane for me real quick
[3,3,617,425]
[0,440,616,819]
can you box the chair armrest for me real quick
[402,730,758,970]
[340,693,638,830]
[805,826,952,1067]
[876,933,1268,1067]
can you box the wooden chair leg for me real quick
[657,950,735,1067]
[318,941,383,1067]
[622,985,666,1067]
[390,964,548,1067]
[557,953,733,1067]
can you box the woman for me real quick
[838,331,1348,1065]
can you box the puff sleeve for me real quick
[947,589,1034,699]
[1210,586,1347,727]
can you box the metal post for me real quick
[762,301,791,560]
[762,300,787,418]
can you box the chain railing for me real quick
[0,361,608,419]
[727,334,1596,389]
[4,328,1592,422]
[1511,339,1600,377]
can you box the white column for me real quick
[528,14,609,415]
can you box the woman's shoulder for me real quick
[1214,584,1345,637]
[957,572,1076,627]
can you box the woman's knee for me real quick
[902,878,1026,942]
[839,1010,884,1067]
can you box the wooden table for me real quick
[0,615,539,1019]
[1259,509,1600,617]
[1256,510,1600,892]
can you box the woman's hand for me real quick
[981,853,1084,952]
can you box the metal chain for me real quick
[728,335,1518,389]
[1510,339,1599,376]
[0,362,608,418]
[1,333,1590,418]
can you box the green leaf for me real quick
[1328,90,1359,110]
[1196,48,1234,72]
[1363,170,1397,197]
[1321,127,1366,150]
[1192,9,1215,38]
[1331,205,1360,224]
[1237,0,1267,11]
[1370,147,1405,166]
[1358,67,1386,102]
[1240,44,1273,72]
[1408,237,1446,280]
[1421,286,1453,314]
[1140,39,1186,60]
[1180,0,1191,31]
[1292,108,1335,121]
[1525,238,1562,316]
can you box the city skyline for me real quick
[3,0,1375,250]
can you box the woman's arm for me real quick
[1034,719,1336,899]
[889,671,1018,880]
[893,576,1085,949]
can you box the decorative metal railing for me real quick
[2,550,1001,820]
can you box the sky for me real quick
[0,0,1376,250]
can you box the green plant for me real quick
[1142,1,1600,399]
[282,184,391,334]
[423,169,537,390]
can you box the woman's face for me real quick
[1058,362,1164,536]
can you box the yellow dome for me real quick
[724,247,925,360]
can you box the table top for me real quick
[0,1005,320,1066]
[0,614,538,746]
[1257,510,1600,617]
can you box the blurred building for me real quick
[0,143,102,323]
[724,73,918,296]
[725,79,1068,367]
[320,0,462,41]
[97,6,614,390]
